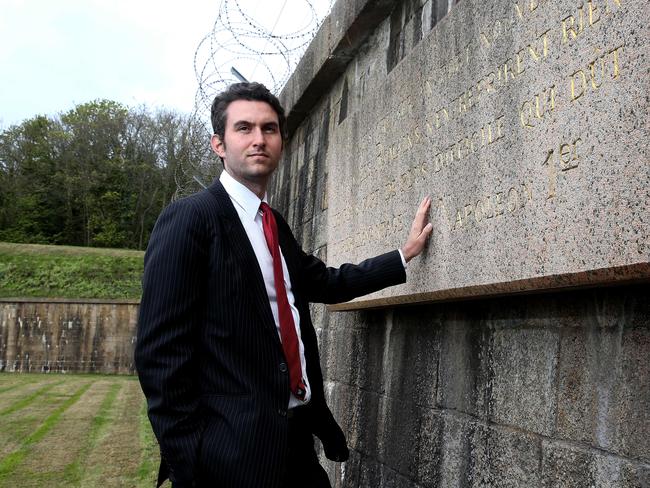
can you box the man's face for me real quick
[211,100,283,191]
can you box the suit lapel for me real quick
[207,180,280,344]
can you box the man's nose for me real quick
[252,127,266,146]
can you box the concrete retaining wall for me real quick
[0,299,138,374]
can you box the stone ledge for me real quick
[329,263,650,311]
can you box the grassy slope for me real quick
[0,242,144,299]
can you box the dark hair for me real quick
[210,82,287,142]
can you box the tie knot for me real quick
[260,202,271,215]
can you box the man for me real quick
[135,82,432,488]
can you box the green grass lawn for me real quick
[0,373,168,487]
[0,242,144,299]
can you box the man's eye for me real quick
[263,126,278,133]
[237,125,250,132]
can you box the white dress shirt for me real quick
[220,170,311,408]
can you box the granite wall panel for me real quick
[270,1,649,485]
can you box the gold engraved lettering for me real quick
[543,137,582,199]
[385,181,396,199]
[609,45,623,78]
[570,45,624,102]
[559,138,581,171]
[570,69,588,100]
[439,43,472,82]
[536,86,556,118]
[388,144,398,161]
[498,58,519,83]
[449,182,534,231]
[464,204,474,223]
[432,115,506,173]
[434,108,448,129]
[485,28,550,92]
[507,187,519,212]
[475,199,484,222]
[454,210,464,230]
[496,116,505,139]
[543,149,558,199]
[520,85,556,128]
[412,126,422,144]
[483,195,495,219]
[589,55,606,89]
[419,159,431,175]
[515,0,542,18]
[457,88,475,114]
[400,170,414,190]
[485,0,545,48]
[562,12,584,43]
[495,192,505,216]
[563,1,621,44]
[521,182,533,204]
[514,48,528,76]
[589,0,601,25]
[520,100,534,128]
[533,29,551,59]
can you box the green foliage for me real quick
[0,242,143,299]
[0,100,210,250]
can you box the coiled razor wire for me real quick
[176,0,334,196]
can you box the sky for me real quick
[0,0,331,130]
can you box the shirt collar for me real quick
[219,170,268,222]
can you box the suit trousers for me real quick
[282,407,332,488]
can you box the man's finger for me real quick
[417,196,431,213]
[418,222,433,240]
[413,196,431,226]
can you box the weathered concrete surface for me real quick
[0,299,138,374]
[271,0,650,486]
[284,0,650,309]
[315,287,650,487]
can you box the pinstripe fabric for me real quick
[135,179,406,488]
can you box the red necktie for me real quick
[260,202,306,400]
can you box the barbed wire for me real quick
[175,0,334,196]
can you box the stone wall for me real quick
[270,0,649,485]
[0,299,138,374]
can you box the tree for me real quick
[0,100,209,249]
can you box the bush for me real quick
[0,242,143,299]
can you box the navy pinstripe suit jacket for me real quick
[135,179,406,487]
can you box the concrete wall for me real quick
[0,299,138,374]
[271,0,650,485]
[314,286,649,487]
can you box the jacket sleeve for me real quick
[299,249,407,304]
[135,199,208,485]
[275,213,406,304]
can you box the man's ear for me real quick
[211,134,225,159]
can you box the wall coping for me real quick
[279,0,396,138]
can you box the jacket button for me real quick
[279,362,288,373]
[278,408,287,417]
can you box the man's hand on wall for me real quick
[401,196,433,263]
